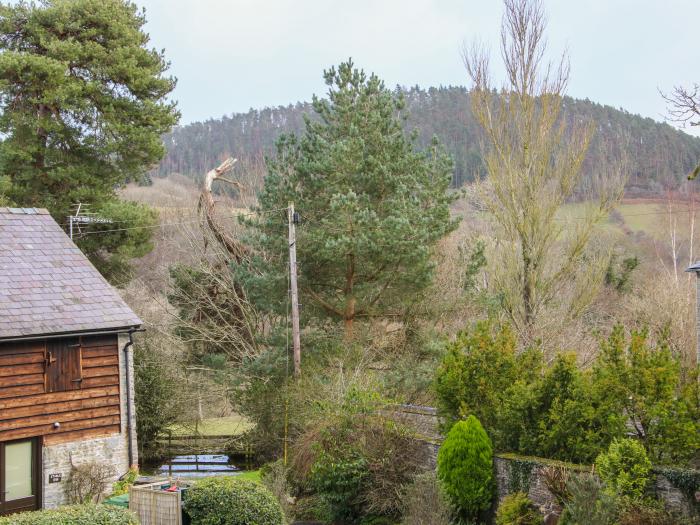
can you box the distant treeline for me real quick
[155,86,700,193]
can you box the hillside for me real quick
[154,86,700,193]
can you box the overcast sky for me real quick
[137,0,698,131]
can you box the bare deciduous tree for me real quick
[661,84,700,180]
[463,0,623,345]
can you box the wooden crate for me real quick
[129,480,190,525]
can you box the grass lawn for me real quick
[235,469,262,482]
[167,415,253,437]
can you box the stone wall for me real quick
[42,433,130,508]
[392,404,699,520]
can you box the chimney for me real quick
[685,262,700,365]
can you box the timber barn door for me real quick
[0,437,41,515]
[45,339,82,393]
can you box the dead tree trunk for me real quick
[199,157,248,263]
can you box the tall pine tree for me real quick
[241,60,457,339]
[0,0,178,281]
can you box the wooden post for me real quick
[288,203,301,377]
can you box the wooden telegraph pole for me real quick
[288,203,301,377]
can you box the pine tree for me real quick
[241,60,457,338]
[0,0,178,280]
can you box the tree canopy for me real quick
[240,60,457,338]
[0,0,178,280]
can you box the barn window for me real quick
[45,339,82,392]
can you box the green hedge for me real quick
[0,504,137,525]
[183,477,284,525]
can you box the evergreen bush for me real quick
[0,505,137,525]
[495,492,543,525]
[437,415,494,519]
[183,477,284,525]
[595,438,652,500]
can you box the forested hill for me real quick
[154,86,700,193]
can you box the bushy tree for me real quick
[75,200,158,283]
[239,59,457,339]
[0,0,178,280]
[133,338,181,460]
[592,326,700,465]
[464,0,622,342]
[434,321,541,446]
[437,415,494,520]
[505,354,622,463]
[595,439,652,501]
[435,322,698,465]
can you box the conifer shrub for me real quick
[437,415,494,519]
[595,438,652,500]
[559,474,618,525]
[495,492,543,525]
[183,477,284,525]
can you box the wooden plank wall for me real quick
[0,335,122,445]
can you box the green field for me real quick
[556,199,687,240]
[168,416,253,437]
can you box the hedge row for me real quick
[0,504,137,525]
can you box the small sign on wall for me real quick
[48,473,62,483]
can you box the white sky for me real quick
[137,0,699,131]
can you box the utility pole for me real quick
[288,203,301,377]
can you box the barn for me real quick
[0,207,141,514]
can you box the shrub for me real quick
[437,415,494,519]
[260,460,292,519]
[540,465,571,506]
[66,461,115,503]
[434,322,540,447]
[505,353,622,464]
[289,388,424,523]
[183,477,284,525]
[401,471,453,525]
[134,335,182,461]
[617,500,685,525]
[595,438,652,500]
[309,454,369,523]
[593,326,700,465]
[0,504,137,525]
[111,466,138,497]
[560,474,617,525]
[495,492,542,525]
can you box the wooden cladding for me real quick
[0,335,121,444]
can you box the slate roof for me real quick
[0,207,142,339]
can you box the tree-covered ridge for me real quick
[155,86,700,192]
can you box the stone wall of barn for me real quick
[42,433,129,508]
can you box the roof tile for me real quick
[0,208,141,338]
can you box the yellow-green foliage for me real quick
[0,505,137,525]
[437,415,494,518]
[496,492,543,525]
[596,439,652,500]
